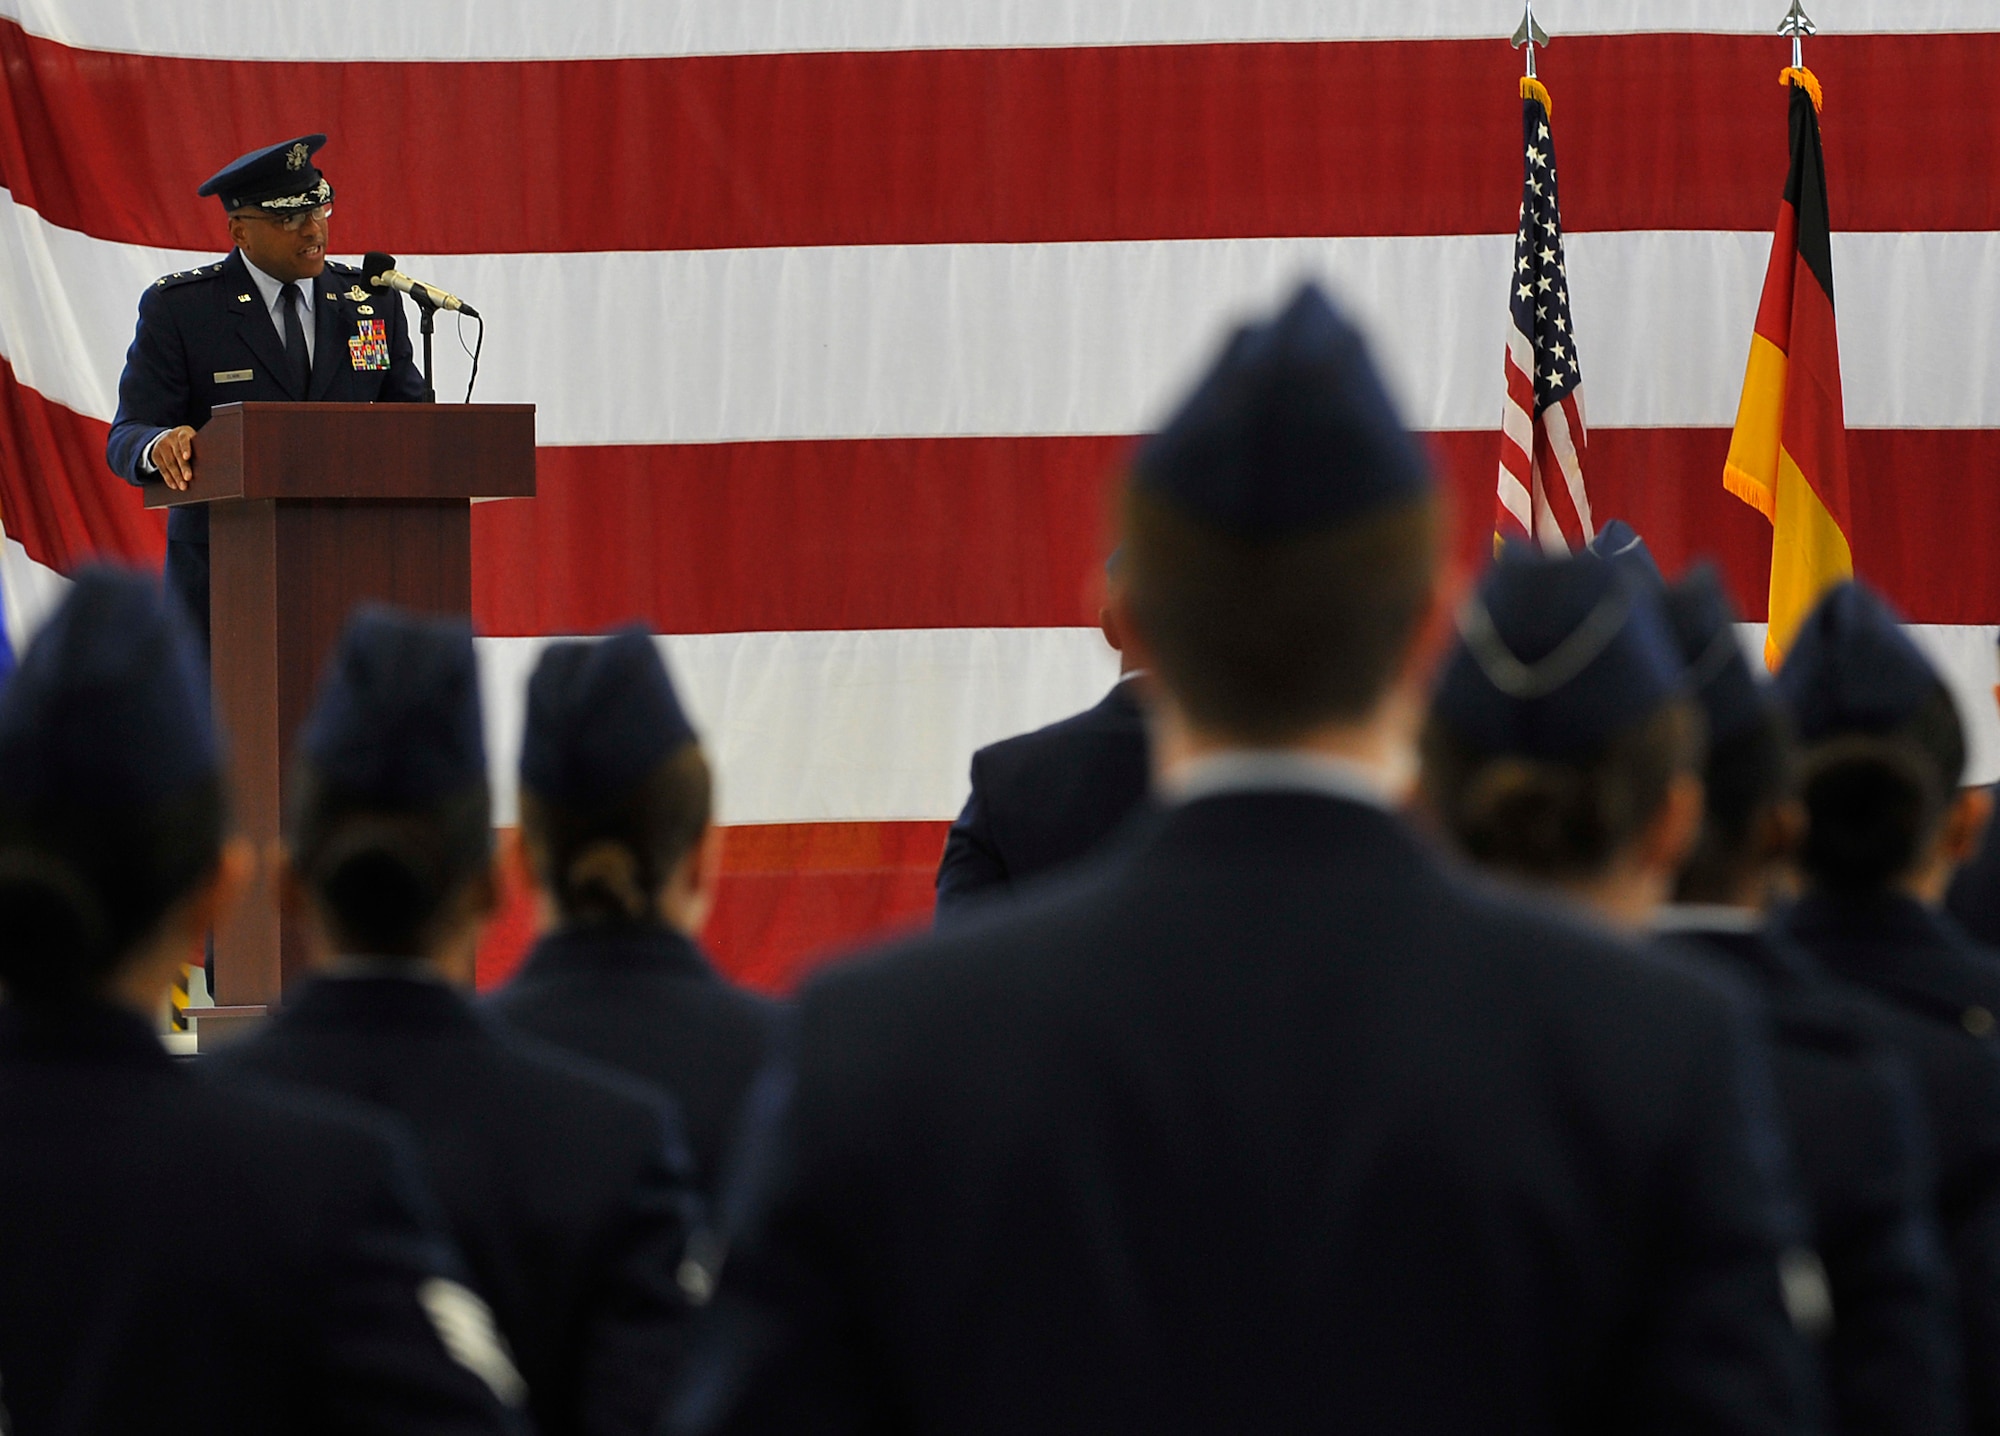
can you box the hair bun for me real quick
[1799,737,1939,891]
[312,822,442,955]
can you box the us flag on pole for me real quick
[1496,77,1595,553]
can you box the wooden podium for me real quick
[148,402,535,1027]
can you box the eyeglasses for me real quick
[235,204,332,233]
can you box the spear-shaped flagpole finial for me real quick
[1511,1,1550,80]
[1778,0,1817,70]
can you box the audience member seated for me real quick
[487,627,775,1200]
[0,570,522,1434]
[208,605,701,1436]
[1425,550,1961,1436]
[1773,580,2000,1435]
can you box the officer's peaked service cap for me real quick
[1776,581,1945,744]
[1663,564,1770,746]
[1132,282,1431,538]
[199,133,333,213]
[1434,551,1685,760]
[300,605,486,806]
[522,628,698,812]
[0,567,218,807]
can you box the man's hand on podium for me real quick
[150,426,197,490]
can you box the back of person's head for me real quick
[519,628,708,928]
[1776,581,1965,894]
[1422,548,1702,884]
[0,568,224,1002]
[1662,565,1797,903]
[1122,282,1437,743]
[288,605,491,959]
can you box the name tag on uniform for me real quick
[213,369,254,383]
[348,319,390,371]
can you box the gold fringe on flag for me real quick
[1519,76,1553,114]
[1779,66,1823,112]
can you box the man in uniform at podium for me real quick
[105,134,427,650]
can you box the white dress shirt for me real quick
[241,252,316,364]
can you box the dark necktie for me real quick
[281,283,311,393]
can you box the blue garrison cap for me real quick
[1776,581,1942,744]
[521,628,697,811]
[0,567,217,807]
[1433,551,1685,759]
[198,134,333,213]
[1132,282,1431,537]
[299,605,485,805]
[1586,519,1666,595]
[1663,565,1768,745]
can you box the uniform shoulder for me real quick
[481,1015,683,1131]
[151,259,231,291]
[190,1067,414,1212]
[321,258,372,289]
[972,690,1143,783]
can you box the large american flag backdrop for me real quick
[1,1,1998,992]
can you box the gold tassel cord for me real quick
[1779,66,1823,112]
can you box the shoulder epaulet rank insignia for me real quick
[152,261,226,290]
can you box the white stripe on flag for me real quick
[1542,396,1593,539]
[2,1,1992,61]
[10,191,2000,440]
[476,627,1121,827]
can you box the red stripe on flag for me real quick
[1532,411,1588,551]
[1777,257,1853,531]
[472,437,1126,635]
[0,356,163,570]
[5,25,2000,252]
[453,427,2000,633]
[1752,199,1801,352]
[1503,349,1537,416]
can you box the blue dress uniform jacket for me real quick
[1665,924,1963,1436]
[210,975,701,1436]
[485,924,776,1199]
[0,1001,520,1435]
[1948,804,2000,950]
[1782,893,2000,1435]
[104,250,427,644]
[933,678,1150,921]
[674,793,1821,1436]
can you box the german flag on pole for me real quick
[1724,67,1853,669]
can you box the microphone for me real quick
[362,251,480,318]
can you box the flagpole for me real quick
[1511,1,1550,79]
[1779,0,1817,71]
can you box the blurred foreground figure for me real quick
[210,607,700,1436]
[488,628,774,1198]
[1424,551,1958,1436]
[1946,633,2000,949]
[934,553,1150,920]
[0,571,519,1434]
[1774,581,2000,1434]
[670,285,1820,1436]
